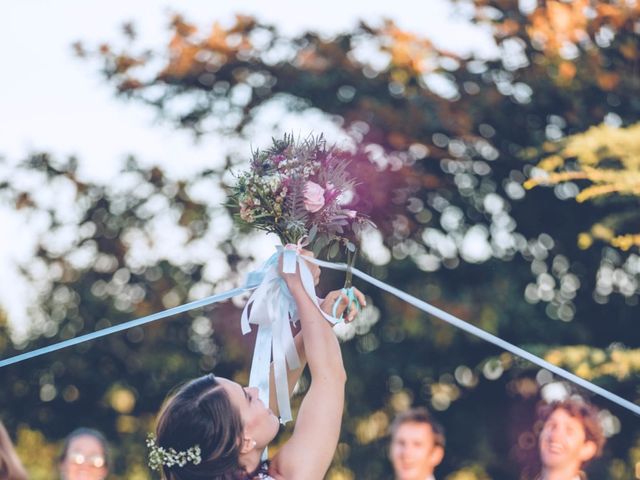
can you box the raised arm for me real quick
[268,288,364,416]
[272,252,354,480]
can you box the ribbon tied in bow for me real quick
[241,241,341,423]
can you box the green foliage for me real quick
[282,175,309,241]
[1,1,639,478]
[525,122,640,251]
[0,155,250,479]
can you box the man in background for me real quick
[389,407,445,480]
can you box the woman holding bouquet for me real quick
[148,251,364,480]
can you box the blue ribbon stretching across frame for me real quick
[1,249,639,418]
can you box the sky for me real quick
[0,0,496,336]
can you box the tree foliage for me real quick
[526,121,640,251]
[2,1,640,479]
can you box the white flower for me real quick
[147,434,202,472]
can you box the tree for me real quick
[0,155,251,479]
[525,121,640,252]
[1,1,639,478]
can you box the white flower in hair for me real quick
[146,433,202,471]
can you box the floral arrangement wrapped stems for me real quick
[232,133,372,423]
[234,133,371,250]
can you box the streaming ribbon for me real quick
[1,249,639,418]
[240,237,341,423]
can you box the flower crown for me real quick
[146,433,202,471]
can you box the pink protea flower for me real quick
[303,181,325,212]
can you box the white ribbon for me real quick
[1,251,638,418]
[241,246,340,424]
[306,257,640,417]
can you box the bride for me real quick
[148,251,364,479]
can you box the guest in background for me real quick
[59,427,110,480]
[389,407,445,480]
[0,420,28,480]
[534,398,605,480]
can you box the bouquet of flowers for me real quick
[232,133,373,423]
[232,133,372,256]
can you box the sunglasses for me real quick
[68,452,106,468]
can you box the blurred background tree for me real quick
[525,121,640,251]
[1,1,639,478]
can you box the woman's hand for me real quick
[321,288,366,323]
[280,249,321,291]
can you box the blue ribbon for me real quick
[307,257,640,417]
[241,246,341,424]
[0,284,258,369]
[1,252,639,418]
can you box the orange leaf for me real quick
[597,72,620,91]
[559,61,576,81]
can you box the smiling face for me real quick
[539,408,597,474]
[59,435,108,480]
[218,378,280,449]
[390,422,443,480]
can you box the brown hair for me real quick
[0,421,28,480]
[155,374,248,480]
[390,407,446,448]
[538,399,606,458]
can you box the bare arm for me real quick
[272,253,355,480]
[269,289,365,416]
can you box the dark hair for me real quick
[59,427,110,468]
[155,374,247,480]
[0,421,28,480]
[390,407,446,448]
[538,399,605,458]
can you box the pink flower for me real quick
[303,181,325,213]
[345,210,357,219]
[323,182,339,203]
